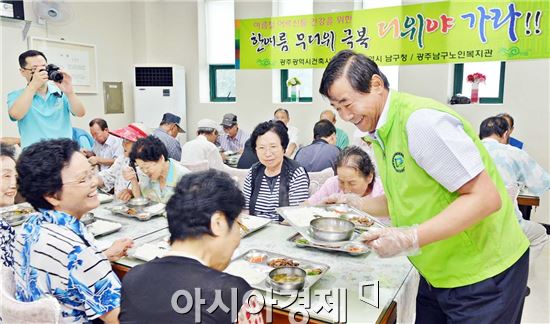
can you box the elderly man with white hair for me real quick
[181,119,226,170]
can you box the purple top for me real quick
[307,175,385,205]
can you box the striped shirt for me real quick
[218,128,249,152]
[14,210,121,322]
[243,166,309,220]
[92,134,124,171]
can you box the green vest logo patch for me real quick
[392,152,405,173]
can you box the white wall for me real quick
[1,1,135,137]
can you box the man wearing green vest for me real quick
[320,50,529,323]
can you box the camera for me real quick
[42,64,64,82]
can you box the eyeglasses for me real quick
[63,171,96,186]
[256,145,282,154]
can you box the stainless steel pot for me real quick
[309,217,355,242]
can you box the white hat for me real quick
[197,119,218,131]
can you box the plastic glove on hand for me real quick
[360,226,420,258]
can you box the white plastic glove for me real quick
[322,193,364,209]
[360,226,420,258]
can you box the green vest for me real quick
[369,91,529,288]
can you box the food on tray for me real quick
[271,273,303,283]
[248,254,267,263]
[127,208,138,215]
[344,215,374,227]
[346,246,365,253]
[224,260,265,285]
[305,268,323,276]
[267,258,299,268]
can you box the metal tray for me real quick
[287,232,369,256]
[129,238,170,262]
[239,214,272,238]
[225,249,330,295]
[276,204,385,246]
[105,202,165,221]
[0,203,35,226]
[87,219,123,237]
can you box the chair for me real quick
[0,266,60,323]
[180,160,209,172]
[308,167,334,195]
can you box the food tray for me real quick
[287,232,369,256]
[276,204,385,246]
[129,239,169,262]
[239,214,272,238]
[105,202,165,221]
[87,219,122,237]
[98,193,114,204]
[0,203,35,226]
[224,249,330,295]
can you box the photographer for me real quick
[7,50,86,148]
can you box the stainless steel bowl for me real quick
[80,213,96,226]
[267,266,306,291]
[309,217,355,242]
[127,197,149,207]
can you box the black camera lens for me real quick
[46,64,64,82]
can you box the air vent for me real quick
[135,67,173,87]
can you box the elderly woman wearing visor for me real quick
[97,123,149,202]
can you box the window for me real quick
[209,65,236,102]
[206,0,235,102]
[280,69,313,102]
[453,62,506,104]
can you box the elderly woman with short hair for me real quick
[14,138,133,323]
[243,120,309,220]
[125,135,190,203]
[0,143,17,267]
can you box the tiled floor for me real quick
[522,238,549,323]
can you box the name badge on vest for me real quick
[392,152,405,173]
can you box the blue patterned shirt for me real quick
[0,218,14,267]
[482,138,550,219]
[13,210,121,322]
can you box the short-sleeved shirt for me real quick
[287,125,299,144]
[92,134,124,171]
[242,166,309,219]
[294,139,340,172]
[139,158,190,203]
[335,128,349,149]
[0,218,15,267]
[482,138,550,219]
[120,256,253,323]
[13,209,121,322]
[7,83,73,148]
[152,128,182,161]
[181,135,225,171]
[99,156,130,194]
[218,128,249,152]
